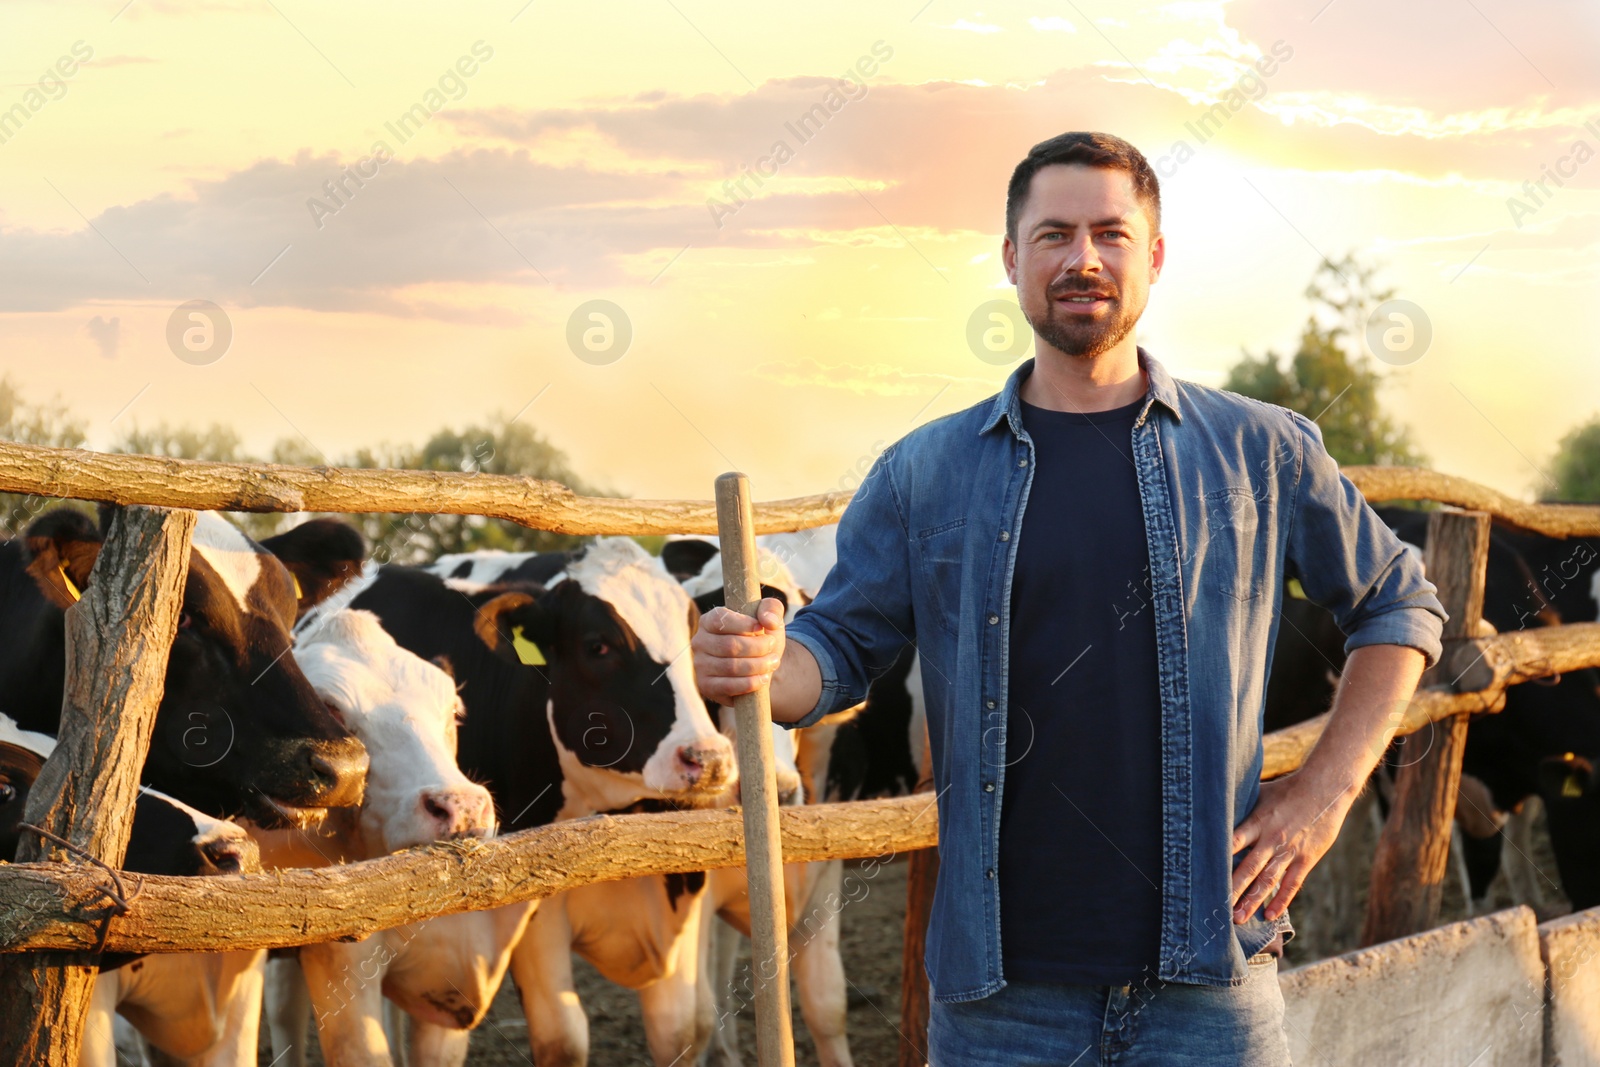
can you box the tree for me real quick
[1223,254,1423,468]
[0,377,89,539]
[1544,417,1600,503]
[346,417,599,563]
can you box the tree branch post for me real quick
[0,506,195,1066]
[1361,510,1489,947]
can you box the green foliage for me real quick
[113,422,248,463]
[1223,254,1423,468]
[0,379,600,560]
[1544,417,1600,503]
[0,376,90,538]
[345,418,601,563]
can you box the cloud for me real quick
[1028,16,1077,32]
[85,315,119,358]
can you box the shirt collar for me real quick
[978,346,1182,437]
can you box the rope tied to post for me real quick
[18,823,145,955]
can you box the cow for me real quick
[1262,505,1600,914]
[281,537,737,1062]
[0,507,369,827]
[257,607,526,1067]
[0,715,265,1067]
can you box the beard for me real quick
[1025,276,1141,359]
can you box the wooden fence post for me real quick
[0,505,195,1066]
[899,710,937,1067]
[1361,509,1488,947]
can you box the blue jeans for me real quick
[928,955,1292,1066]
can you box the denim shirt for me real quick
[785,349,1447,1001]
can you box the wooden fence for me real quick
[1,440,1599,1064]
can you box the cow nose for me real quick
[305,739,369,808]
[420,788,496,840]
[676,741,733,791]
[200,835,260,875]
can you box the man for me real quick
[691,131,1446,1065]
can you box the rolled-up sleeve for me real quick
[1284,411,1448,667]
[784,445,917,728]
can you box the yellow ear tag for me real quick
[292,574,304,599]
[511,625,546,666]
[59,565,82,603]
[1286,577,1308,600]
[1563,772,1586,799]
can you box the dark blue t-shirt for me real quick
[998,392,1165,986]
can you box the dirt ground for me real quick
[257,804,1570,1066]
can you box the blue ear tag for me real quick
[511,625,546,666]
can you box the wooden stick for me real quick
[714,471,796,1067]
[0,506,195,1066]
[1362,510,1490,946]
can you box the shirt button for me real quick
[987,614,999,625]
[986,868,996,879]
[984,782,995,793]
[986,699,996,709]
[1018,458,1028,467]
[999,530,1010,541]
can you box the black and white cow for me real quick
[1263,505,1600,911]
[268,537,738,1063]
[0,508,369,827]
[0,715,265,1066]
[259,607,525,1067]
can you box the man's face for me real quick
[1003,164,1164,360]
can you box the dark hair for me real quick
[1005,132,1161,242]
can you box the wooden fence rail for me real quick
[0,441,849,536]
[0,795,938,955]
[3,440,1600,537]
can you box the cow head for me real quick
[295,609,495,855]
[0,714,259,874]
[21,509,368,828]
[0,716,51,862]
[473,537,734,808]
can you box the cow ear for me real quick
[473,591,555,667]
[259,520,367,617]
[660,539,720,582]
[21,507,103,610]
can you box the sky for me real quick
[0,0,1596,503]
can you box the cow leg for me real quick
[403,1019,473,1067]
[511,898,589,1067]
[266,955,314,1067]
[703,914,745,1067]
[300,938,396,1067]
[78,971,121,1067]
[636,892,714,1067]
[1503,797,1553,911]
[791,860,853,1067]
